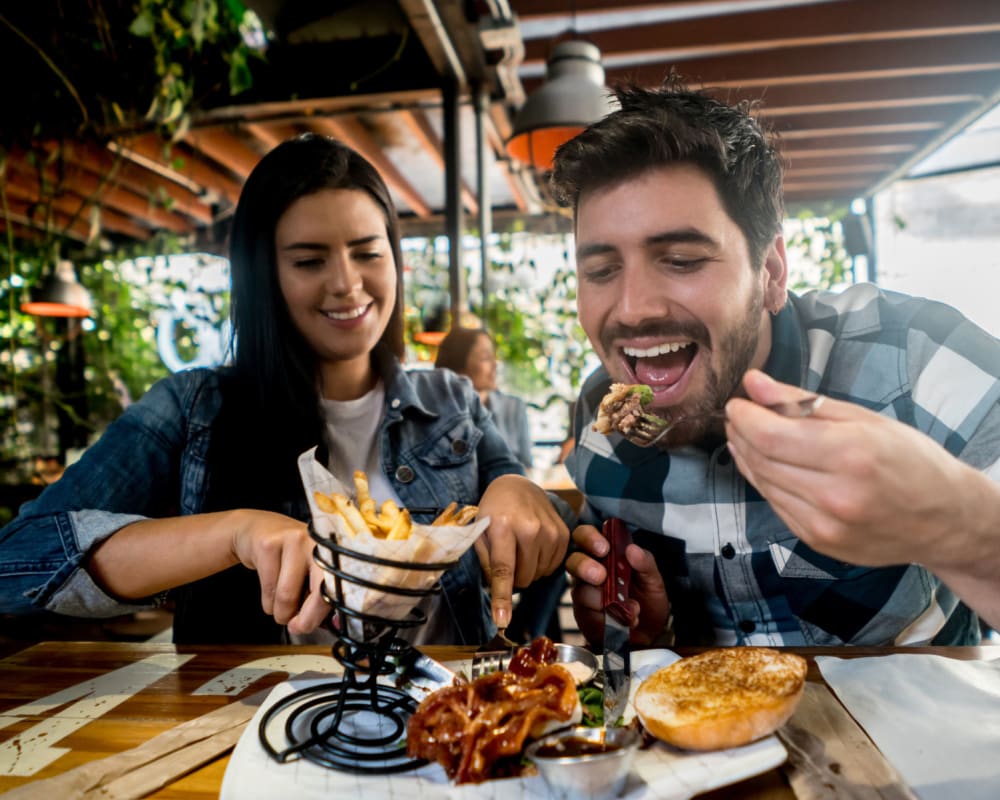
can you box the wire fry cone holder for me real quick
[259,522,459,774]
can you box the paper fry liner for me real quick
[298,447,487,624]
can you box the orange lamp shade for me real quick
[413,330,447,346]
[507,126,587,172]
[20,300,91,318]
[506,40,614,171]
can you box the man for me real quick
[556,83,1000,647]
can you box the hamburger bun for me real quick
[634,647,807,751]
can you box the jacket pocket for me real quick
[415,418,483,468]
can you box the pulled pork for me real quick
[406,637,579,783]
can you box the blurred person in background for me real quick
[436,327,567,642]
[435,327,533,469]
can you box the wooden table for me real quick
[0,641,996,799]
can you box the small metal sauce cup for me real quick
[554,642,599,685]
[526,725,641,800]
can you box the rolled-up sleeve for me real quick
[0,369,211,617]
[0,510,154,616]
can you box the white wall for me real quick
[874,166,1000,339]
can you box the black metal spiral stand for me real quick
[258,522,459,774]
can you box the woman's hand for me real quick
[475,474,570,629]
[89,509,331,635]
[566,524,671,646]
[229,510,330,635]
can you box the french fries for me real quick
[312,470,478,539]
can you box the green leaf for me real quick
[129,10,155,37]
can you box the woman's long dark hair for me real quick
[227,133,406,426]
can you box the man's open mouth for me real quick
[621,341,698,395]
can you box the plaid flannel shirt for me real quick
[567,283,1000,646]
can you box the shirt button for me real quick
[739,619,756,634]
[395,465,415,483]
[451,440,468,455]
[390,398,401,409]
[721,543,736,559]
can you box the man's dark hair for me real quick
[550,81,785,267]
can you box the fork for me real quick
[627,394,824,447]
[470,627,519,679]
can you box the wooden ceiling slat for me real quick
[120,135,243,207]
[308,116,433,218]
[722,70,1000,111]
[2,162,193,235]
[784,162,895,177]
[783,144,918,159]
[5,150,195,233]
[398,110,479,215]
[4,197,105,243]
[49,141,217,226]
[513,0,833,21]
[182,128,264,182]
[5,179,154,241]
[243,122,290,151]
[778,130,935,150]
[559,33,1000,91]
[523,0,1000,65]
[760,95,981,118]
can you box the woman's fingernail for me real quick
[494,606,510,628]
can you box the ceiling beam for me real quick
[309,116,433,218]
[399,110,479,215]
[182,128,264,182]
[513,0,836,22]
[533,33,1000,91]
[39,140,218,226]
[5,149,198,232]
[720,70,1000,111]
[118,135,243,207]
[4,196,104,244]
[5,178,155,241]
[522,0,1000,65]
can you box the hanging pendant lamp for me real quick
[21,260,93,318]
[507,39,613,172]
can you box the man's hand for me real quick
[475,474,569,630]
[230,509,330,635]
[566,524,671,646]
[725,369,995,576]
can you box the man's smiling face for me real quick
[575,163,785,445]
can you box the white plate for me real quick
[221,650,787,800]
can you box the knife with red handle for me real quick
[602,517,632,726]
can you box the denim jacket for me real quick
[0,349,527,644]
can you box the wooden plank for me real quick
[778,682,918,799]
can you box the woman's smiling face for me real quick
[275,188,397,397]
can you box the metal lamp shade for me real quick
[507,40,613,171]
[21,260,93,318]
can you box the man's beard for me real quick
[661,285,766,448]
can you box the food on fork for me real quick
[634,647,807,751]
[407,637,581,783]
[312,470,478,540]
[593,383,667,436]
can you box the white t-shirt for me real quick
[290,381,457,645]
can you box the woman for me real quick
[434,327,533,468]
[0,134,567,644]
